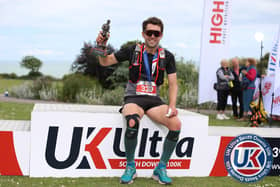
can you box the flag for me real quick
[263,25,280,116]
[198,0,232,104]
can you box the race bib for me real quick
[136,81,157,96]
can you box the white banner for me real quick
[30,106,218,177]
[262,76,280,116]
[267,25,280,79]
[198,0,232,104]
[272,26,280,96]
[261,25,280,116]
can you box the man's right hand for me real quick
[96,31,110,46]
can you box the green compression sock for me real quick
[160,130,180,164]
[124,127,138,163]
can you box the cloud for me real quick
[0,0,279,63]
[22,48,63,56]
[232,0,280,24]
[175,42,188,49]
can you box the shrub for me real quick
[28,71,43,79]
[31,76,53,99]
[76,89,102,105]
[62,73,103,103]
[9,81,35,99]
[177,85,198,108]
[0,73,18,79]
[39,86,58,101]
[101,87,124,105]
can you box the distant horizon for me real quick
[0,60,72,78]
[0,54,202,79]
[0,47,273,78]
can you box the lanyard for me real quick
[143,50,158,82]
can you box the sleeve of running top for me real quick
[114,45,135,63]
[165,50,176,74]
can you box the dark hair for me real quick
[142,17,164,33]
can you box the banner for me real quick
[253,76,280,116]
[1,104,279,177]
[261,25,280,116]
[30,107,213,177]
[267,25,280,78]
[198,0,232,104]
[0,131,30,176]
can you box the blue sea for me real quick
[0,60,73,78]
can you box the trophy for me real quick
[92,19,111,57]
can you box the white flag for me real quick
[267,25,280,78]
[263,25,280,116]
[198,0,232,104]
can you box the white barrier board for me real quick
[0,120,30,176]
[30,104,217,177]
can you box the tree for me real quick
[104,40,141,89]
[258,52,269,75]
[120,40,142,49]
[20,56,43,74]
[71,42,117,88]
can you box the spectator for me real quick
[216,59,234,120]
[239,58,257,120]
[230,58,243,119]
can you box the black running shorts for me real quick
[123,95,166,112]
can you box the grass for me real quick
[0,176,279,187]
[0,78,28,93]
[0,97,278,186]
[208,113,280,127]
[208,114,250,127]
[0,80,279,186]
[0,100,276,127]
[0,100,278,128]
[0,102,34,120]
[0,101,252,127]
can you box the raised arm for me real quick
[95,32,118,66]
[98,54,118,66]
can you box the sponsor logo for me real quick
[209,0,230,44]
[268,39,279,74]
[265,138,280,176]
[263,81,272,96]
[45,126,194,170]
[224,134,273,183]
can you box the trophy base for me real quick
[91,46,108,57]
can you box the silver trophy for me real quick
[93,20,111,57]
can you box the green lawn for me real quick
[208,114,250,127]
[0,176,279,187]
[0,78,28,93]
[0,102,34,120]
[208,113,280,127]
[0,101,271,127]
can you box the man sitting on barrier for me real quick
[95,17,181,185]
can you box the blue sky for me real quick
[0,0,280,77]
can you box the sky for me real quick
[0,0,280,77]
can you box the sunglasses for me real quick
[145,30,162,37]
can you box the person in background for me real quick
[216,59,234,120]
[230,58,243,119]
[240,58,257,120]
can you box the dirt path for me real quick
[0,95,62,104]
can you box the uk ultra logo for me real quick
[224,134,273,183]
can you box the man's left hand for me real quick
[166,106,178,118]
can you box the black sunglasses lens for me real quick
[146,30,161,37]
[154,31,160,37]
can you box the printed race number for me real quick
[136,81,157,96]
